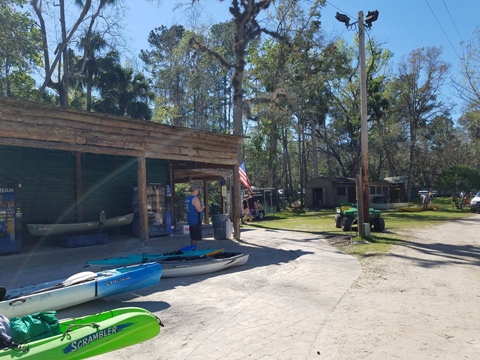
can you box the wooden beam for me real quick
[0,98,244,165]
[203,182,209,224]
[75,152,83,222]
[137,156,148,246]
[169,161,175,228]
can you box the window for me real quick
[370,185,389,195]
[336,187,346,196]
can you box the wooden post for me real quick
[137,156,148,246]
[75,151,83,222]
[357,173,364,237]
[203,182,209,224]
[169,161,175,229]
[232,163,240,240]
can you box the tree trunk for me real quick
[231,29,245,240]
[311,117,318,177]
[32,0,92,102]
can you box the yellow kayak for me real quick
[398,205,438,212]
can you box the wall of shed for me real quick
[305,178,336,208]
[0,145,168,243]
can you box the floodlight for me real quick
[365,10,379,26]
[335,12,350,27]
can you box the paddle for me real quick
[9,271,97,300]
[86,245,198,267]
[205,249,224,257]
[162,245,196,256]
[155,249,224,262]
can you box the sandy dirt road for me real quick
[316,215,480,359]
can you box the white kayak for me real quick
[159,252,249,278]
[0,262,162,318]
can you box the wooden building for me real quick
[305,177,356,208]
[305,176,392,209]
[0,97,243,246]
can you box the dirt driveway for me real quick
[3,215,480,359]
[317,215,480,359]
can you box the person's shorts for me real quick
[189,223,203,241]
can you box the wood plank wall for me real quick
[0,98,242,166]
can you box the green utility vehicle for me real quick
[334,202,385,232]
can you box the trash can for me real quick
[211,214,229,240]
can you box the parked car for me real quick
[470,191,480,213]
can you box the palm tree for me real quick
[77,31,108,111]
[94,58,154,120]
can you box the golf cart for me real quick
[250,204,266,220]
[334,202,385,232]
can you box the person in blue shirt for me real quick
[185,184,205,246]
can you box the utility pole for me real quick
[359,11,370,237]
[335,9,378,238]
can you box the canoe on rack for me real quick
[27,213,134,237]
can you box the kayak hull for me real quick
[398,205,438,212]
[27,213,134,237]
[0,263,162,318]
[0,307,161,359]
[160,252,249,278]
[87,248,224,267]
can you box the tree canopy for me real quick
[2,0,480,205]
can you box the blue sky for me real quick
[124,0,480,118]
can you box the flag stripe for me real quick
[239,160,253,194]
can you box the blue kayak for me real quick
[0,262,162,318]
[86,246,224,267]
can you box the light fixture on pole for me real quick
[365,10,379,27]
[335,9,379,238]
[335,12,350,27]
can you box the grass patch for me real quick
[241,197,474,257]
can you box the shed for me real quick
[305,176,393,209]
[0,97,243,245]
[305,177,356,208]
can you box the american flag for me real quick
[239,160,253,194]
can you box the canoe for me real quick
[0,307,162,359]
[86,247,225,267]
[398,205,439,212]
[0,262,162,318]
[27,213,134,237]
[159,252,249,278]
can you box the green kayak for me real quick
[0,307,162,359]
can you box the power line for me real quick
[325,0,355,21]
[443,0,463,41]
[425,0,461,59]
